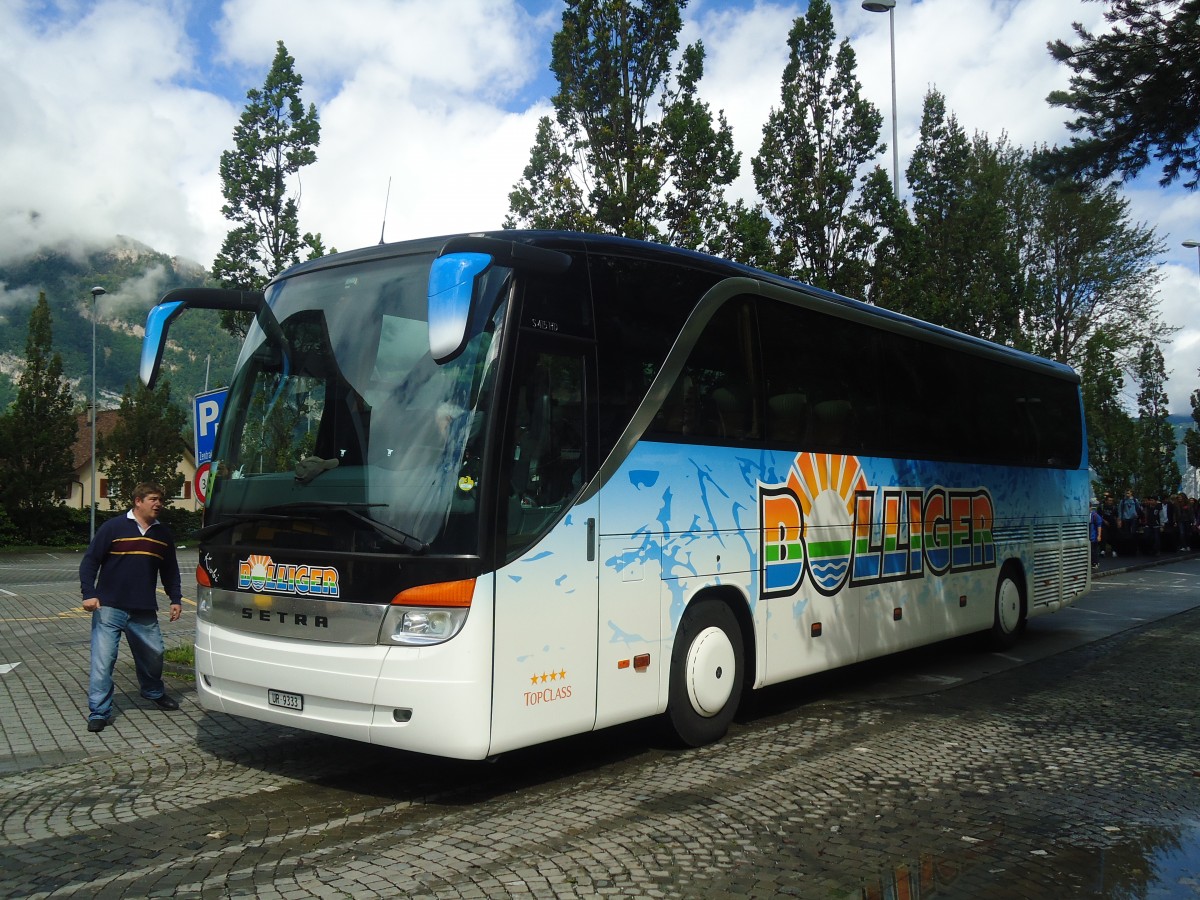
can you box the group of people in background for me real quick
[1090,489,1200,567]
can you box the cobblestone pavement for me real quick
[0,550,1197,898]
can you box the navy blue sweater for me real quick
[79,513,182,611]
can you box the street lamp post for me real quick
[89,285,106,541]
[863,0,899,200]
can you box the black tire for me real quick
[667,599,745,747]
[986,564,1026,651]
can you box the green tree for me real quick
[1079,331,1138,496]
[0,293,78,544]
[1132,341,1181,498]
[505,0,741,249]
[1025,177,1167,369]
[98,380,187,510]
[658,42,743,252]
[506,117,597,232]
[751,0,889,296]
[212,40,328,335]
[1039,0,1200,190]
[706,200,775,270]
[894,91,1036,346]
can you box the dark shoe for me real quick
[87,718,106,733]
[150,694,179,711]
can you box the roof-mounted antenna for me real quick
[378,176,392,245]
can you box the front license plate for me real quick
[268,689,303,711]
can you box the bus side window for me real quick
[758,298,881,453]
[504,347,587,558]
[591,256,723,460]
[650,298,758,442]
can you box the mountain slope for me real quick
[0,238,239,414]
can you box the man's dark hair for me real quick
[133,482,166,502]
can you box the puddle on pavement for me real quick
[859,820,1200,898]
[1070,821,1200,898]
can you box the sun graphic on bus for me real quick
[245,554,271,592]
[787,453,868,594]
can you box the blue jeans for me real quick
[88,607,166,721]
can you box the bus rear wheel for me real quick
[667,599,744,747]
[987,564,1026,651]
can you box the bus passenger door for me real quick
[489,342,599,756]
[594,503,663,730]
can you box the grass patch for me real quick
[165,645,194,665]
[164,644,195,680]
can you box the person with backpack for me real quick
[1120,489,1142,546]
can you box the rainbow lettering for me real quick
[759,453,994,599]
[237,553,341,597]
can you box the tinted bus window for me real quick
[592,255,722,460]
[758,296,1082,468]
[649,298,759,442]
[758,298,882,454]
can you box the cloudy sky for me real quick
[2,0,1198,412]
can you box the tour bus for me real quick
[141,231,1091,759]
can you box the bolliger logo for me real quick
[759,452,995,599]
[238,553,341,597]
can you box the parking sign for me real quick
[194,388,227,506]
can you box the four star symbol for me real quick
[529,669,568,685]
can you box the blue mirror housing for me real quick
[428,252,492,363]
[140,301,186,387]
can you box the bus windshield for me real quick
[206,252,510,556]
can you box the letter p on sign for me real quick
[198,399,220,438]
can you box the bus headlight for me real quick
[379,578,475,646]
[381,606,469,646]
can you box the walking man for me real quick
[80,482,182,733]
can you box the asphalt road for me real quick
[1,550,1198,898]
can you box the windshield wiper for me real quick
[263,502,429,554]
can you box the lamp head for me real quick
[1183,240,1200,249]
[90,285,106,299]
[863,0,896,10]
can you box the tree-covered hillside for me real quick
[0,238,240,422]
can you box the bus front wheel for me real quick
[667,599,745,747]
[987,565,1026,651]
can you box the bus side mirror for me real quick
[140,288,265,388]
[428,237,572,364]
[427,252,492,364]
[140,301,187,388]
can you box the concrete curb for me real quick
[1092,549,1200,579]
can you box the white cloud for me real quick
[1158,265,1200,414]
[308,89,549,248]
[215,0,545,101]
[0,282,40,313]
[0,0,236,263]
[99,263,171,323]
